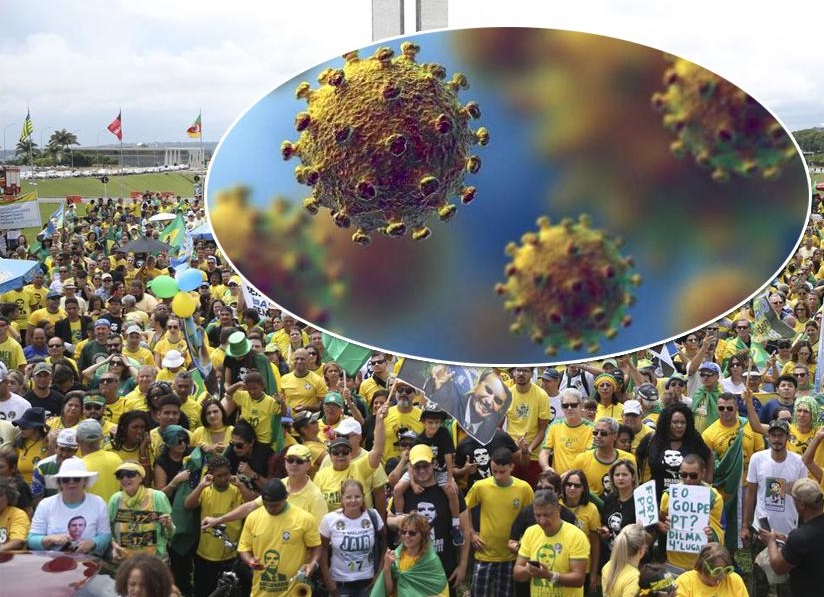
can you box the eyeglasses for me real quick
[718,405,737,412]
[735,325,750,330]
[167,325,179,330]
[330,449,351,457]
[729,363,742,368]
[285,457,307,465]
[84,403,103,410]
[561,402,579,409]
[48,344,63,349]
[564,481,583,488]
[592,429,612,437]
[400,530,419,537]
[395,386,415,395]
[703,561,735,576]
[370,359,386,366]
[100,378,117,383]
[116,470,140,480]
[679,471,700,480]
[699,372,716,378]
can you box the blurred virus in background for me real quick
[495,214,641,356]
[210,186,345,325]
[282,41,489,246]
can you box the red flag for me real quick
[107,111,122,141]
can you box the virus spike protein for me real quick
[282,41,489,245]
[495,215,641,356]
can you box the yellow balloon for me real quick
[171,292,198,318]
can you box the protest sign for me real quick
[666,484,711,554]
[0,191,41,229]
[634,480,658,528]
[242,282,277,319]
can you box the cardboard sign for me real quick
[666,484,711,554]
[634,480,658,528]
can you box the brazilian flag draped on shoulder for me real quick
[712,417,746,550]
[159,214,192,268]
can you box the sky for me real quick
[1,0,821,152]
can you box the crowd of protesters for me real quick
[2,190,824,597]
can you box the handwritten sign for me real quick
[634,480,658,528]
[666,484,711,554]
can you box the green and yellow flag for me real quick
[19,109,33,142]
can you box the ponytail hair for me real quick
[604,523,647,596]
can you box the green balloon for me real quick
[151,275,178,298]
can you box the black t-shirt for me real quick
[454,430,518,490]
[414,427,454,473]
[782,514,824,597]
[601,494,636,544]
[391,483,466,575]
[23,389,64,419]
[637,434,711,500]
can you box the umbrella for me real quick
[190,222,214,241]
[0,258,41,294]
[119,237,173,254]
[149,212,177,222]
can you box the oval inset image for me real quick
[206,27,809,365]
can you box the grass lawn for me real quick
[22,171,198,199]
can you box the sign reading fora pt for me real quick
[666,484,710,555]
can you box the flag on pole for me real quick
[159,213,193,268]
[186,113,202,139]
[19,109,33,142]
[44,202,65,236]
[107,111,123,141]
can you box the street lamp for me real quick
[2,122,17,164]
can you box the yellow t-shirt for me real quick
[279,371,327,411]
[0,505,30,546]
[83,449,124,504]
[27,307,66,328]
[122,346,155,367]
[153,336,191,367]
[197,484,245,561]
[122,388,149,412]
[505,383,552,459]
[518,521,589,596]
[17,437,49,484]
[660,485,724,571]
[564,501,599,573]
[2,289,36,329]
[601,560,639,597]
[357,375,389,407]
[0,336,27,371]
[596,402,624,421]
[191,426,234,451]
[630,424,653,454]
[571,449,636,498]
[465,476,534,562]
[701,419,762,487]
[237,503,321,597]
[674,569,748,597]
[23,284,47,310]
[313,456,378,511]
[788,423,814,456]
[543,419,595,475]
[383,406,424,463]
[286,478,329,525]
[179,398,203,432]
[231,390,280,445]
[103,397,131,425]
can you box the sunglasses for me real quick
[100,378,117,383]
[735,325,750,330]
[285,457,307,465]
[167,325,180,329]
[48,344,63,349]
[395,386,415,395]
[370,359,386,366]
[230,442,247,449]
[60,477,83,483]
[668,381,685,387]
[400,530,419,537]
[593,430,612,437]
[703,561,734,576]
[564,481,583,488]
[699,372,716,378]
[413,463,432,470]
[561,402,579,409]
[795,373,809,378]
[116,470,140,480]
[84,403,103,410]
[718,405,737,412]
[679,471,701,480]
[330,449,351,456]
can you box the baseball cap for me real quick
[698,362,721,375]
[636,383,659,401]
[76,419,103,442]
[329,437,352,451]
[46,290,61,300]
[102,273,113,280]
[292,411,321,429]
[541,368,561,381]
[285,444,312,461]
[56,428,78,448]
[93,318,111,328]
[622,400,642,416]
[323,392,344,408]
[768,419,790,435]
[83,393,105,406]
[335,418,362,436]
[33,362,53,375]
[260,478,288,501]
[791,477,824,507]
[264,343,279,354]
[409,444,434,465]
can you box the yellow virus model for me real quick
[209,187,345,325]
[495,215,641,356]
[282,41,489,245]
[651,57,797,183]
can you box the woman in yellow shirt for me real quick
[675,543,748,597]
[601,524,647,597]
[560,469,601,592]
[191,398,233,457]
[13,407,50,484]
[46,391,84,433]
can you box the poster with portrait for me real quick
[397,358,511,445]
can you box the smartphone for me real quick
[527,560,541,568]
[758,517,771,532]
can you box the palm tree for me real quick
[15,138,39,159]
[48,129,79,164]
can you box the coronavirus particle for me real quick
[281,41,489,245]
[495,215,642,356]
[651,57,797,183]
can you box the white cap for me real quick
[335,417,362,436]
[622,400,642,416]
[125,325,142,335]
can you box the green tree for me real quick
[47,129,80,165]
[15,138,39,159]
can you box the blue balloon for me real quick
[176,268,204,292]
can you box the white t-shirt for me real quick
[318,509,383,581]
[721,378,746,394]
[29,492,111,541]
[0,394,31,422]
[746,450,806,536]
[547,393,563,423]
